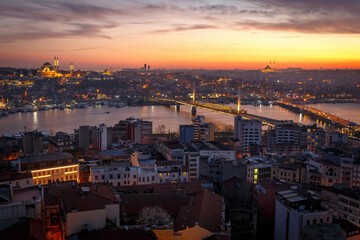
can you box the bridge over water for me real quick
[156,98,278,127]
[273,101,353,128]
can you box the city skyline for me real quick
[1,0,360,70]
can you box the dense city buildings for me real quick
[0,35,360,240]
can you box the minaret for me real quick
[193,82,196,103]
[56,56,59,71]
[54,56,57,72]
[273,61,276,69]
[237,88,241,113]
[70,62,74,76]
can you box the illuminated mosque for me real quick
[38,56,75,78]
[262,61,277,73]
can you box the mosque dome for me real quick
[42,62,52,66]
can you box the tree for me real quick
[137,206,171,226]
[155,124,166,134]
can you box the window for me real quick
[16,181,19,186]
[26,180,30,184]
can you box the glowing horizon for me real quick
[1,0,360,70]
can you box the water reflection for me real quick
[0,103,358,134]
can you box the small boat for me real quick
[105,111,110,114]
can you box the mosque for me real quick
[38,56,75,78]
[262,61,277,73]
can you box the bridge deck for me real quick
[158,98,278,126]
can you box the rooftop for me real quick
[20,153,73,164]
[174,190,224,232]
[61,188,118,213]
[101,149,128,156]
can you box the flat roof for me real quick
[20,153,73,164]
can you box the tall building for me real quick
[144,63,147,71]
[234,116,262,152]
[92,124,108,151]
[179,125,195,143]
[192,116,214,142]
[127,118,152,144]
[275,122,301,145]
[22,131,44,155]
[78,125,90,149]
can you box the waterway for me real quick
[0,103,358,135]
[305,103,360,125]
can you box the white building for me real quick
[234,116,262,152]
[90,162,189,186]
[90,163,133,186]
[61,187,120,237]
[274,189,333,240]
[92,124,108,151]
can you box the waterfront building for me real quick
[179,125,195,143]
[234,116,262,152]
[92,124,108,151]
[23,131,44,155]
[192,116,214,142]
[126,117,152,144]
[79,125,90,149]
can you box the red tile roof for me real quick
[61,188,118,213]
[174,190,224,233]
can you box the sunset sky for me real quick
[1,0,360,70]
